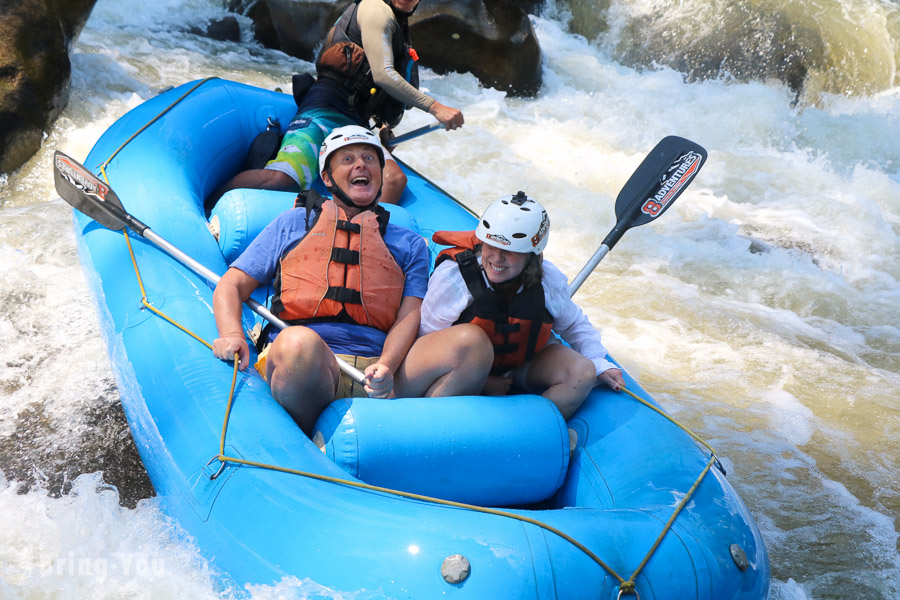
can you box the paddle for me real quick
[388,122,442,146]
[52,151,368,384]
[567,136,707,296]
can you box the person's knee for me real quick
[208,168,297,210]
[450,324,494,367]
[566,354,596,388]
[381,161,407,204]
[269,327,327,371]
[249,168,298,191]
[268,328,336,434]
[541,349,594,390]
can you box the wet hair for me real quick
[521,253,544,289]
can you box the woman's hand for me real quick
[597,368,624,391]
[378,125,397,151]
[428,101,464,130]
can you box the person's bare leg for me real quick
[380,160,408,205]
[208,169,298,209]
[525,344,596,419]
[265,326,340,436]
[392,323,493,398]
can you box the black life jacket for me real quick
[316,0,419,128]
[432,230,554,372]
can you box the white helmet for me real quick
[475,191,550,254]
[318,125,385,180]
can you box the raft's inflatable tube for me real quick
[211,188,420,263]
[314,395,570,506]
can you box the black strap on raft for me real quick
[243,117,282,170]
[292,73,315,107]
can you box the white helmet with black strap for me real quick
[318,125,386,209]
[476,191,550,254]
[318,125,385,179]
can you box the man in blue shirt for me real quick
[212,125,430,436]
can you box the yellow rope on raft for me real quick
[99,77,218,175]
[122,230,213,350]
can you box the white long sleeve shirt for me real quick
[420,257,618,376]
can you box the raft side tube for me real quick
[314,394,570,506]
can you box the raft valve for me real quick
[729,543,749,571]
[441,554,470,584]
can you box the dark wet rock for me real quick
[193,16,242,43]
[563,0,894,103]
[245,0,280,50]
[0,391,153,509]
[411,0,542,96]
[248,0,344,62]
[565,0,612,39]
[241,0,542,96]
[613,5,818,101]
[0,0,97,175]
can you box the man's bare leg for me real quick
[208,168,298,210]
[265,326,340,437]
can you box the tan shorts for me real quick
[255,346,378,400]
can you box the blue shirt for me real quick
[232,206,430,356]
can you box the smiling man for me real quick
[212,125,431,436]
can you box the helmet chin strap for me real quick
[325,166,382,211]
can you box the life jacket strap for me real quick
[331,247,360,265]
[337,219,361,233]
[493,343,518,355]
[325,286,363,305]
[495,322,521,334]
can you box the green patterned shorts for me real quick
[264,108,353,188]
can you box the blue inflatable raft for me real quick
[68,78,770,598]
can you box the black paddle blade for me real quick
[53,151,136,233]
[604,136,707,250]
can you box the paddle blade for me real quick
[53,151,137,233]
[604,136,707,249]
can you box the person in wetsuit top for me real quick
[210,0,464,207]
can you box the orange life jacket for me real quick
[432,230,554,371]
[271,198,405,332]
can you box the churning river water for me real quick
[0,0,898,598]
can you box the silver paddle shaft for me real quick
[143,228,367,383]
[567,244,611,298]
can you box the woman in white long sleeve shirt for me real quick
[394,192,624,418]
